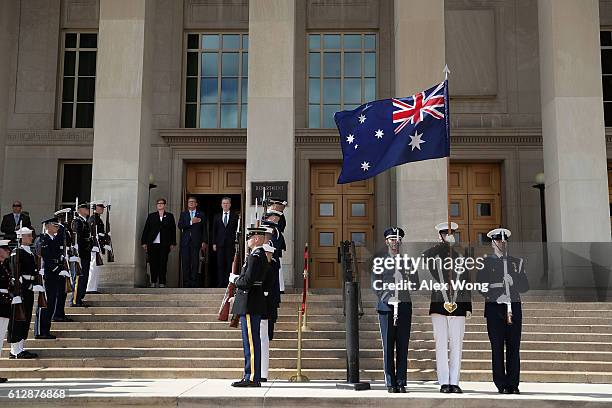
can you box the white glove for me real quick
[74,244,79,251]
[32,285,45,293]
[59,270,71,278]
[228,274,238,284]
[264,292,269,296]
[496,294,511,304]
[503,274,514,286]
[444,234,456,244]
[92,246,100,253]
[69,256,80,263]
[104,245,112,252]
[466,311,472,320]
[39,268,45,276]
[12,296,23,305]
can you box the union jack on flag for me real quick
[392,81,446,134]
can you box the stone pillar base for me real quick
[98,264,141,288]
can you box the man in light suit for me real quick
[212,197,238,288]
[178,197,208,288]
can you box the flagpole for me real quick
[444,65,452,236]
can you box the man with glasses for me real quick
[178,197,208,287]
[1,201,34,244]
[141,198,177,288]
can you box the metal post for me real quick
[289,309,309,382]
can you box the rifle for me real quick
[90,202,104,266]
[33,235,48,309]
[69,198,83,277]
[10,238,26,321]
[218,214,241,322]
[55,208,74,293]
[105,200,115,263]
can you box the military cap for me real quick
[264,209,283,218]
[267,198,287,206]
[16,227,33,237]
[246,226,267,239]
[384,227,405,240]
[435,222,459,233]
[487,228,511,241]
[0,239,10,249]
[41,217,60,226]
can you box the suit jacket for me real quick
[177,210,208,247]
[212,211,238,247]
[141,211,177,247]
[1,212,33,241]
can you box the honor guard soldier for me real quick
[261,218,282,339]
[477,228,529,394]
[371,227,419,393]
[52,216,73,322]
[34,218,66,339]
[423,222,472,393]
[0,239,14,381]
[87,202,106,294]
[229,226,268,387]
[7,227,39,359]
[265,198,287,292]
[71,203,92,307]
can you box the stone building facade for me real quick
[0,0,610,289]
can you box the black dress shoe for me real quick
[53,317,74,322]
[398,386,407,393]
[231,379,261,387]
[498,387,506,394]
[387,386,398,393]
[502,387,511,394]
[71,302,85,307]
[450,385,463,394]
[511,387,520,394]
[260,378,267,382]
[13,351,38,359]
[440,384,452,393]
[0,378,7,383]
[35,334,56,340]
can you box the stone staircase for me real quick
[0,288,611,383]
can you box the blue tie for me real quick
[223,213,228,226]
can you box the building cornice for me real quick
[7,129,94,145]
[159,128,247,146]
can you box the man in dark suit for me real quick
[212,197,238,288]
[141,198,176,288]
[178,197,208,288]
[1,201,34,243]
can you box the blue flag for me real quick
[335,81,450,184]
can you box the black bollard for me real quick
[336,280,370,391]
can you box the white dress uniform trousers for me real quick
[260,319,269,379]
[431,314,466,385]
[86,251,99,292]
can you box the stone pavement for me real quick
[0,379,611,407]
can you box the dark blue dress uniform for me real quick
[231,244,268,386]
[477,251,529,393]
[7,246,37,347]
[71,212,92,306]
[34,231,64,338]
[371,227,419,391]
[261,221,282,339]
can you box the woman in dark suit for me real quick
[141,198,176,288]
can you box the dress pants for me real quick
[72,252,90,305]
[378,303,412,387]
[55,281,68,319]
[0,317,8,357]
[148,244,170,285]
[216,245,235,288]
[8,289,34,345]
[35,274,61,336]
[240,314,261,382]
[87,251,100,292]
[260,319,270,379]
[181,245,201,287]
[487,315,522,390]
[431,314,466,386]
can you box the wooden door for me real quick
[449,163,501,245]
[309,163,375,288]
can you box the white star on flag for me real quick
[346,134,354,144]
[375,129,384,139]
[408,131,425,151]
[358,114,366,124]
[361,161,370,171]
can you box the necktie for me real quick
[191,210,195,220]
[14,214,19,225]
[223,213,228,226]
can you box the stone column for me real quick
[538,0,611,242]
[394,0,448,241]
[0,1,18,209]
[91,0,155,287]
[246,0,296,286]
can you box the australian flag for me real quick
[335,80,450,184]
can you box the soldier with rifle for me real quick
[71,203,92,307]
[52,208,74,322]
[87,202,107,294]
[229,225,268,388]
[0,239,16,381]
[477,228,529,394]
[7,227,39,359]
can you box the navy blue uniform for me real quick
[477,254,529,391]
[71,215,91,305]
[371,250,419,387]
[232,247,267,383]
[34,233,64,336]
[7,247,36,343]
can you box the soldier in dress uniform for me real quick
[71,203,92,307]
[0,239,14,382]
[371,227,419,393]
[34,218,67,339]
[477,228,529,394]
[53,216,73,322]
[423,222,472,393]
[259,239,278,382]
[229,226,268,388]
[261,218,282,338]
[87,202,107,294]
[265,198,287,293]
[7,227,39,359]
